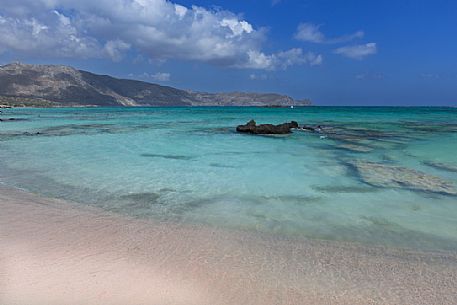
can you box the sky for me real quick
[0,0,456,105]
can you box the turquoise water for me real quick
[1,107,457,250]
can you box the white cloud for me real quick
[129,71,171,82]
[0,9,100,58]
[295,23,325,43]
[242,48,322,70]
[334,43,377,59]
[249,73,268,80]
[295,22,364,44]
[104,40,131,61]
[220,18,253,38]
[0,0,320,70]
[174,4,187,19]
[150,72,171,82]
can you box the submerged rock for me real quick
[322,124,399,145]
[337,143,373,153]
[351,160,457,195]
[312,185,378,193]
[118,192,161,208]
[423,161,457,173]
[401,122,457,134]
[141,153,194,160]
[0,118,28,122]
[236,120,299,134]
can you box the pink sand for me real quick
[1,187,456,305]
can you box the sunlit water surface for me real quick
[1,107,456,250]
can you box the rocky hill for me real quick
[0,63,311,107]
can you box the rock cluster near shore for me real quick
[236,120,299,134]
[235,120,457,196]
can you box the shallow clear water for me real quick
[1,107,456,250]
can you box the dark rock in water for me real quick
[236,119,256,133]
[236,120,299,134]
[262,105,287,108]
[301,125,315,132]
[0,118,28,122]
[289,121,299,128]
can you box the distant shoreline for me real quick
[2,104,457,109]
[0,63,312,108]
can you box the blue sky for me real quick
[0,0,456,105]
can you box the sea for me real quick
[1,106,456,251]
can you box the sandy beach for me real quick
[0,186,456,305]
[1,0,456,302]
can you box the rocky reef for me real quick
[337,143,374,153]
[423,161,457,173]
[351,160,457,195]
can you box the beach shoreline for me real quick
[1,186,456,305]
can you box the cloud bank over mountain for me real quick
[0,0,321,70]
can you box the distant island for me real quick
[0,63,311,108]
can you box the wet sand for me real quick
[1,187,456,305]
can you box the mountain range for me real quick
[0,63,311,107]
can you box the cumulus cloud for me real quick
[0,0,321,70]
[295,23,325,43]
[104,40,131,61]
[0,10,100,58]
[295,23,364,44]
[334,43,377,59]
